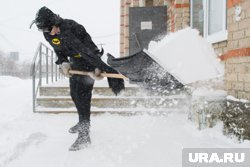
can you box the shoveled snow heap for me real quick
[148,28,224,85]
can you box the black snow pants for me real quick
[69,75,94,122]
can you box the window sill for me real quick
[206,30,228,44]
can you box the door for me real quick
[129,6,167,55]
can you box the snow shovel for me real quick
[106,49,184,91]
[68,70,127,79]
[68,49,183,92]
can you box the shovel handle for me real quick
[69,70,127,79]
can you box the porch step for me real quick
[39,86,142,96]
[39,86,186,97]
[36,94,188,108]
[35,79,190,114]
[35,106,188,115]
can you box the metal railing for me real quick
[30,42,64,112]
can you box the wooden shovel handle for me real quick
[69,70,127,79]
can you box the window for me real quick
[191,0,227,43]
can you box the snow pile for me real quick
[192,87,227,101]
[227,95,250,103]
[148,28,224,85]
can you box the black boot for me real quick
[69,121,91,151]
[69,114,89,134]
[68,122,82,134]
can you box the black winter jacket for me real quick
[43,18,124,94]
[44,19,98,66]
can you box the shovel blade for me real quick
[107,50,184,91]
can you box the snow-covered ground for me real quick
[0,76,250,167]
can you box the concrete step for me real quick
[39,86,142,97]
[36,94,189,109]
[40,86,187,97]
[35,106,188,115]
[39,78,143,97]
[36,79,190,114]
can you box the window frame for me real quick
[190,0,227,44]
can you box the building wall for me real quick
[153,0,165,6]
[221,0,250,100]
[212,41,228,57]
[120,0,250,101]
[166,0,190,32]
[120,0,130,57]
[166,0,250,101]
[120,0,189,56]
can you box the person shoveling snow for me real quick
[30,6,125,151]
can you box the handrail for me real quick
[30,42,41,76]
[30,43,64,112]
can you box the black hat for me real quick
[30,6,61,31]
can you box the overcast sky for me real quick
[0,0,120,62]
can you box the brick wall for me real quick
[221,0,250,140]
[120,0,132,57]
[120,0,250,100]
[166,0,190,32]
[131,0,140,6]
[221,0,250,101]
[212,41,228,57]
[120,0,125,56]
[225,56,250,100]
[153,0,165,6]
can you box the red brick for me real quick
[228,0,242,8]
[220,47,250,61]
